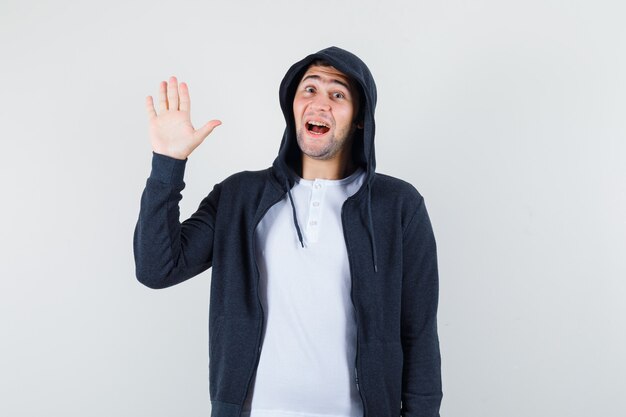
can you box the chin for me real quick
[299,139,330,157]
[303,144,340,161]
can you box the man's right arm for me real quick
[133,151,221,289]
[134,75,222,288]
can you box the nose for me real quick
[310,96,331,112]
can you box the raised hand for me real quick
[145,76,221,160]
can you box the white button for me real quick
[309,220,317,226]
[312,201,320,207]
[314,183,322,189]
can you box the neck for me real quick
[301,149,356,180]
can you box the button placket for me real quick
[306,180,325,243]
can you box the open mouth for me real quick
[306,120,330,135]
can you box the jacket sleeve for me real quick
[401,195,443,416]
[133,151,221,289]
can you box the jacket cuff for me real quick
[149,151,187,184]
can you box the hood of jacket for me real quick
[272,45,377,189]
[271,46,380,271]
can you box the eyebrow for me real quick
[300,74,351,91]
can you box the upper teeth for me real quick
[309,121,328,127]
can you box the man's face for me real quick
[293,64,361,161]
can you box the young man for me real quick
[134,46,442,417]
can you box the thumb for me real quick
[194,119,222,142]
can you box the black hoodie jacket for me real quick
[134,46,442,417]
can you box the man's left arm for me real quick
[400,195,443,417]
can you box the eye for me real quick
[333,91,346,99]
[304,86,315,93]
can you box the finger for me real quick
[179,82,191,113]
[158,81,168,112]
[194,119,222,142]
[167,76,179,111]
[145,96,157,120]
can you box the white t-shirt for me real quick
[241,166,366,417]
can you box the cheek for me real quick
[293,100,305,123]
[337,107,355,128]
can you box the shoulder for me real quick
[219,167,273,188]
[372,172,424,208]
[207,168,276,202]
[370,172,428,233]
[373,172,435,239]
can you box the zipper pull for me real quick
[355,367,360,391]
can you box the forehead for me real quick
[298,64,354,90]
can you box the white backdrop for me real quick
[1,1,624,416]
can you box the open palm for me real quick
[145,76,221,160]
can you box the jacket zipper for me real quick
[342,204,367,417]
[241,192,286,416]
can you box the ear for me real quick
[356,120,364,129]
